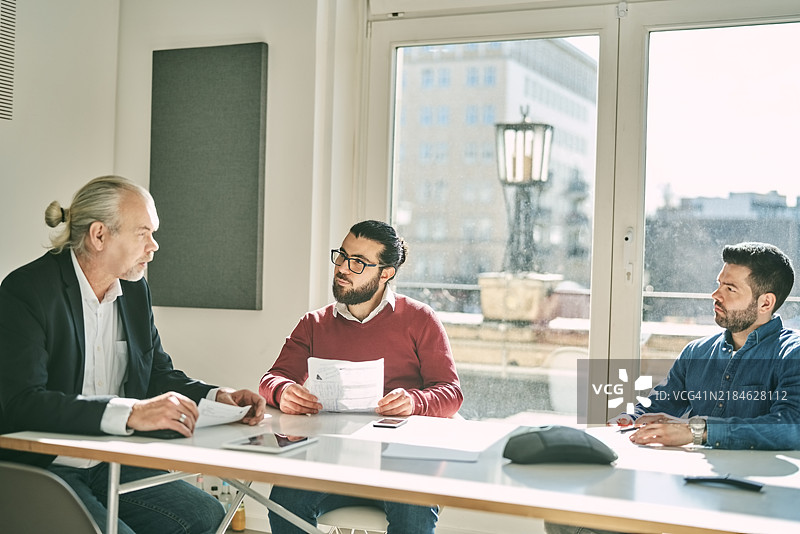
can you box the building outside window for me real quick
[466,66,479,86]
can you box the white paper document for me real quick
[346,416,519,462]
[307,357,384,412]
[195,398,251,428]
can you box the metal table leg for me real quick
[215,480,248,534]
[107,462,121,534]
[224,478,327,534]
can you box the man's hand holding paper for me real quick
[376,388,414,416]
[278,383,323,415]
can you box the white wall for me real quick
[114,0,328,390]
[0,0,120,277]
[0,0,335,391]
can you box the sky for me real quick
[571,23,800,212]
[646,23,800,211]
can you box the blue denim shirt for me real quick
[633,315,800,450]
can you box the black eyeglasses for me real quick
[330,249,386,274]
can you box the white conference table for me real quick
[2,408,800,534]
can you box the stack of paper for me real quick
[345,416,519,462]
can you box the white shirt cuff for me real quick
[101,397,138,435]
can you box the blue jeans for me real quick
[268,486,439,534]
[48,463,225,534]
[544,522,622,534]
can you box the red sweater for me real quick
[259,295,462,417]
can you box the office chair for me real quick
[545,346,588,414]
[317,506,389,534]
[0,460,102,534]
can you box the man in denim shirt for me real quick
[546,242,800,534]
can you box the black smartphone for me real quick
[373,418,408,428]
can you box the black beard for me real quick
[332,273,380,305]
[714,298,759,333]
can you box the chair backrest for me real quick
[0,460,102,534]
[545,346,588,414]
[317,505,389,534]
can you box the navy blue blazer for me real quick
[0,250,216,465]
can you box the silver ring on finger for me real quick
[179,413,187,424]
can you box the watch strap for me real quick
[689,417,706,446]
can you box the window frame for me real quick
[359,0,800,423]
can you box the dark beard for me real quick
[332,273,380,305]
[714,298,759,333]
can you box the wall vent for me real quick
[0,0,15,120]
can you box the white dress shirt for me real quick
[333,285,396,323]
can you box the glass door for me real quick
[610,0,800,420]
[363,5,619,424]
[641,22,800,382]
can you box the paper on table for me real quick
[195,398,251,428]
[345,416,519,462]
[307,357,383,412]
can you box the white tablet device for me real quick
[223,433,317,454]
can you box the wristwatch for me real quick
[688,416,706,446]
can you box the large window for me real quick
[363,0,800,425]
[391,38,598,421]
[640,22,800,381]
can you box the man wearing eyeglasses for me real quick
[259,220,462,534]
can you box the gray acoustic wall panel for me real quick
[148,42,267,310]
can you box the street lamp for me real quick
[495,108,554,273]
